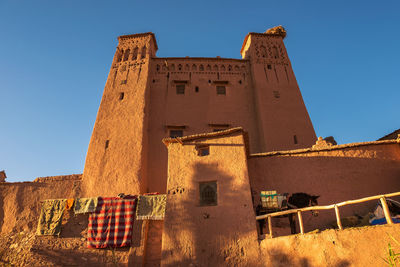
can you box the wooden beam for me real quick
[255,191,400,221]
[297,211,304,234]
[380,197,394,225]
[334,205,343,230]
[268,216,273,238]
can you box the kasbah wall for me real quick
[1,26,400,266]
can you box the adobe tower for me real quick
[81,26,316,196]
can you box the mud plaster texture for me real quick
[0,174,82,234]
[161,132,260,266]
[248,142,400,236]
[260,224,400,267]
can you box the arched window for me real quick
[199,65,204,71]
[141,46,147,59]
[192,64,197,71]
[178,64,182,71]
[116,49,123,62]
[213,65,218,71]
[228,65,232,71]
[260,45,267,58]
[185,64,190,71]
[132,47,138,60]
[156,64,160,71]
[123,49,130,61]
[170,64,175,71]
[206,65,211,71]
[273,46,279,59]
[220,65,226,71]
[234,65,240,71]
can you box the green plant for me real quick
[383,234,400,266]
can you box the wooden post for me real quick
[268,216,273,238]
[297,211,304,234]
[334,205,343,230]
[380,197,393,225]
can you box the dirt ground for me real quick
[0,210,132,267]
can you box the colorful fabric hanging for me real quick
[87,196,137,248]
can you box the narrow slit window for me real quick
[294,135,298,144]
[169,130,183,138]
[119,92,124,100]
[105,140,110,149]
[216,86,226,95]
[176,84,185,95]
[195,86,199,93]
[141,46,147,59]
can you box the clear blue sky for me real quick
[0,1,399,182]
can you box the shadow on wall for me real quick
[266,249,350,267]
[30,246,130,267]
[162,161,261,266]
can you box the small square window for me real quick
[196,145,210,156]
[199,181,217,206]
[176,84,185,95]
[216,86,226,95]
[169,130,183,138]
[267,65,272,69]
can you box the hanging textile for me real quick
[36,199,66,236]
[87,196,137,248]
[136,194,166,220]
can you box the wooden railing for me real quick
[256,191,400,238]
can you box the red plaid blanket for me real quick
[87,196,137,248]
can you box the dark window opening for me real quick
[294,135,298,144]
[176,84,185,95]
[105,140,110,149]
[120,80,127,85]
[141,46,147,59]
[169,130,183,138]
[132,47,138,60]
[195,86,199,92]
[200,182,217,206]
[216,86,226,95]
[117,50,123,62]
[273,91,280,98]
[267,64,272,69]
[213,129,225,132]
[239,80,242,84]
[196,145,210,156]
[123,49,130,61]
[119,92,124,100]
